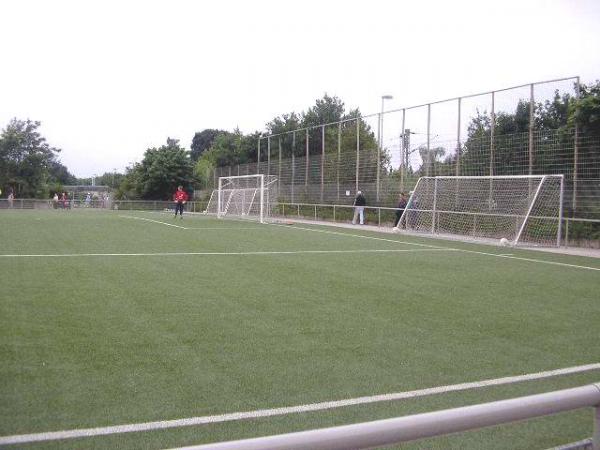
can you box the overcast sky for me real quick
[1,0,599,177]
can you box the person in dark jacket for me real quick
[393,192,408,229]
[352,190,366,225]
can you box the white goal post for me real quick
[397,175,564,247]
[205,174,278,223]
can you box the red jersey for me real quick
[173,190,189,203]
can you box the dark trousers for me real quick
[175,202,184,216]
[394,209,404,227]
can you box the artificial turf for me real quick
[0,209,598,449]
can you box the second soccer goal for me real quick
[205,174,278,223]
[397,175,564,247]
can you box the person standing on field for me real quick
[393,192,408,229]
[352,190,366,225]
[173,185,189,219]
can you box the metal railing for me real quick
[277,202,600,249]
[171,383,600,450]
[1,199,597,248]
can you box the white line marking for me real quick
[275,224,600,272]
[119,215,188,229]
[0,249,455,258]
[454,249,600,272]
[1,363,598,445]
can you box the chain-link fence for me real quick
[208,77,599,223]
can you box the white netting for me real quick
[205,175,278,222]
[398,175,563,247]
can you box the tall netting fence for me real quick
[208,77,599,230]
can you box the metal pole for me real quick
[400,109,406,192]
[292,131,296,203]
[490,92,495,208]
[321,125,325,202]
[337,122,341,201]
[267,136,271,175]
[490,91,495,177]
[427,103,431,177]
[305,128,309,188]
[432,177,438,233]
[573,76,580,213]
[557,175,564,247]
[529,83,535,177]
[356,118,360,192]
[457,98,461,177]
[257,137,261,166]
[377,111,381,203]
[278,137,282,192]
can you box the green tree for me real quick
[191,129,224,161]
[0,118,62,198]
[123,138,195,200]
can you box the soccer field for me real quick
[0,209,599,449]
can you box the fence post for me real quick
[426,104,431,177]
[305,128,309,188]
[456,98,461,177]
[267,136,271,176]
[292,131,296,203]
[377,112,381,202]
[573,77,580,213]
[333,205,336,222]
[337,122,341,201]
[356,118,360,192]
[401,109,406,192]
[529,83,535,176]
[321,125,325,202]
[278,137,282,192]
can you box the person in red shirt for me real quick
[173,185,189,219]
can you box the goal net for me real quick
[205,174,278,223]
[397,175,564,247]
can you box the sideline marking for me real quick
[275,224,600,272]
[1,363,598,445]
[0,248,455,258]
[119,215,188,229]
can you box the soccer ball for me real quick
[500,238,509,247]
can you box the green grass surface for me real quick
[0,209,599,449]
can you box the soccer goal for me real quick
[397,175,564,247]
[205,174,278,223]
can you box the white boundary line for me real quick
[0,248,455,258]
[120,215,188,229]
[272,223,600,272]
[1,363,598,445]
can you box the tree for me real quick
[569,81,600,135]
[0,118,62,198]
[191,129,224,161]
[123,138,195,200]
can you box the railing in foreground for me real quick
[172,383,600,450]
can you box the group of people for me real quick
[352,190,409,229]
[52,193,71,209]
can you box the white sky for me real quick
[1,0,599,177]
